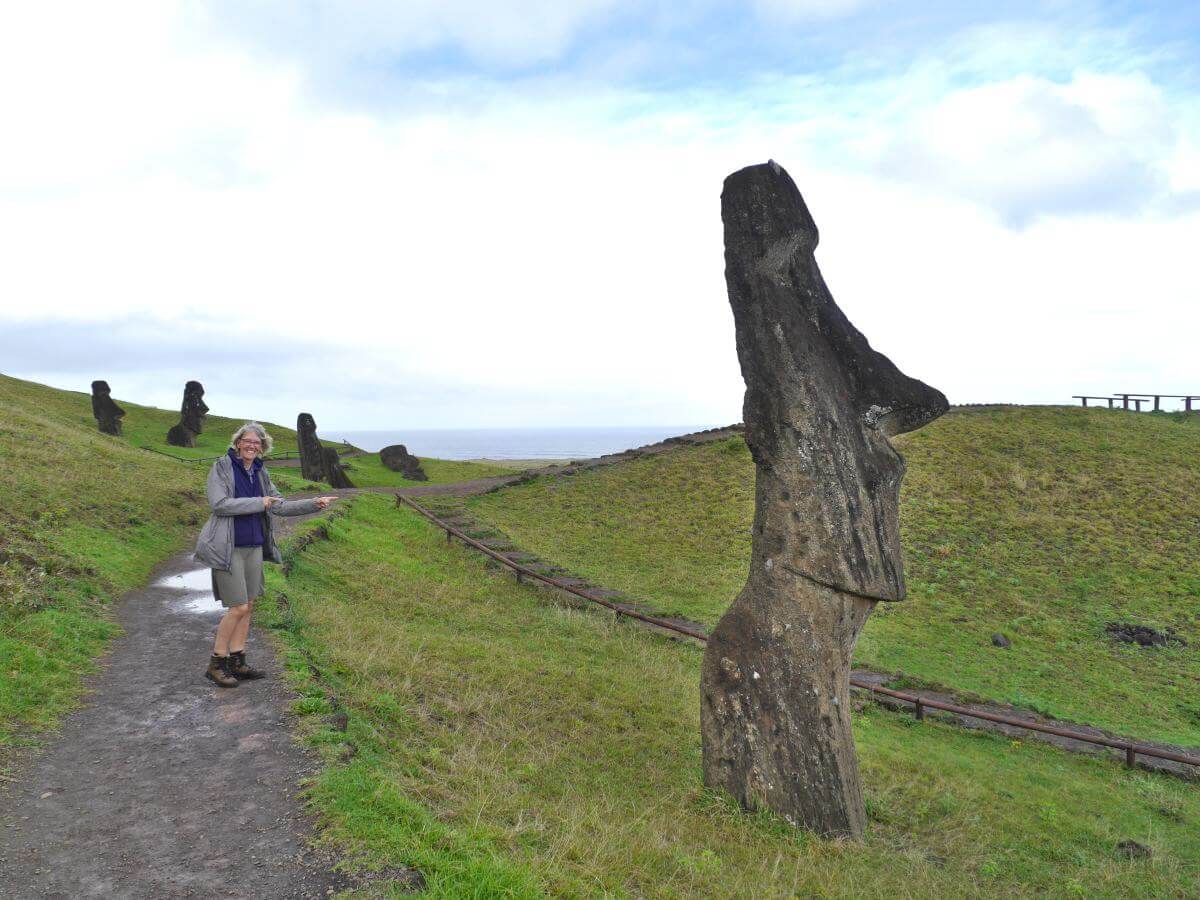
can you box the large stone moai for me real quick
[90,380,125,436]
[166,381,209,448]
[380,444,428,481]
[700,162,948,838]
[297,413,354,488]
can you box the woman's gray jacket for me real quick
[194,454,321,572]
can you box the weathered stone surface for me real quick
[90,380,125,436]
[166,381,209,447]
[180,381,208,434]
[380,444,428,481]
[297,413,355,488]
[323,447,354,489]
[165,423,196,448]
[297,413,324,482]
[700,161,948,838]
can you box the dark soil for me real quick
[1105,621,1187,648]
[0,551,413,898]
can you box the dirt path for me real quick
[0,551,364,898]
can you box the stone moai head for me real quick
[722,161,948,601]
[297,412,324,481]
[180,381,209,434]
[90,380,125,436]
[297,413,317,440]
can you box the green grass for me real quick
[0,372,339,461]
[467,407,1200,746]
[0,374,207,760]
[339,452,517,488]
[260,493,1200,897]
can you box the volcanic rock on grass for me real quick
[297,412,355,488]
[90,380,125,436]
[380,444,428,481]
[166,381,209,447]
[700,160,948,839]
[1106,621,1185,648]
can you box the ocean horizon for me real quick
[325,425,720,460]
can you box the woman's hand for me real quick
[316,496,339,509]
[262,496,276,510]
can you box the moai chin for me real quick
[700,161,948,838]
[166,381,209,448]
[90,380,125,436]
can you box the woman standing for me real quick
[194,422,338,687]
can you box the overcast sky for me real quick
[1,1,1197,428]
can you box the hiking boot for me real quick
[229,650,266,681]
[205,654,238,688]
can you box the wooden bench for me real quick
[1112,394,1200,412]
[1072,395,1119,409]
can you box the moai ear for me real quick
[723,161,948,601]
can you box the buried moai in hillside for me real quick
[297,413,354,488]
[90,380,125,436]
[700,161,948,838]
[165,381,209,447]
[380,444,427,481]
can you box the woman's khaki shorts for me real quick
[212,545,264,609]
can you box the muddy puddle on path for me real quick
[154,565,225,615]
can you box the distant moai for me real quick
[166,381,209,448]
[297,413,354,488]
[699,161,948,838]
[380,444,427,481]
[90,380,125,436]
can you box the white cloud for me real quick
[751,0,868,22]
[1,3,1198,429]
[201,0,634,69]
[873,72,1183,225]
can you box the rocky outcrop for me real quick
[380,444,428,481]
[165,381,209,448]
[90,380,125,436]
[297,413,354,488]
[700,161,948,838]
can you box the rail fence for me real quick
[397,493,1200,776]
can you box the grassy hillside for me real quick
[340,452,519,488]
[259,494,1200,896]
[467,407,1200,746]
[0,374,207,760]
[0,373,331,460]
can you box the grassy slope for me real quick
[261,494,1200,897]
[0,374,206,759]
[0,372,328,460]
[339,453,514,488]
[467,407,1200,746]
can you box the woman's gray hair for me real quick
[230,422,273,455]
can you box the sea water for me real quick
[324,426,718,460]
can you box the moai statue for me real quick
[700,162,948,838]
[379,444,428,481]
[297,413,325,482]
[297,413,355,488]
[90,380,125,436]
[166,381,209,448]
